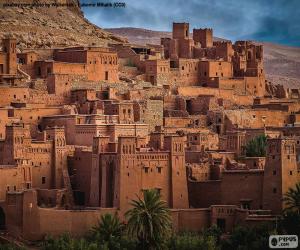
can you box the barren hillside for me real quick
[0,0,127,50]
[106,27,300,88]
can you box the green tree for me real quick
[279,211,300,236]
[244,135,267,157]
[125,189,172,250]
[283,182,300,214]
[168,231,218,250]
[0,244,26,250]
[43,234,99,250]
[87,213,134,250]
[221,223,276,250]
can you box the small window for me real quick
[273,188,277,194]
[290,171,293,176]
[273,170,276,175]
[42,177,46,184]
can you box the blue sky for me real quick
[80,0,300,46]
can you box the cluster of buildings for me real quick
[0,22,299,240]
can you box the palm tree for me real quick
[283,182,300,214]
[125,189,172,250]
[89,213,124,247]
[244,135,267,157]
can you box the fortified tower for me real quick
[173,22,189,39]
[45,127,67,189]
[2,37,17,75]
[263,138,298,214]
[2,123,30,165]
[164,135,189,208]
[193,28,213,48]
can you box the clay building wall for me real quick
[0,38,17,76]
[185,95,220,115]
[47,74,86,98]
[133,100,164,132]
[187,162,210,181]
[177,86,254,106]
[245,76,265,97]
[0,109,11,140]
[210,205,237,233]
[178,39,194,59]
[0,165,29,201]
[214,41,234,61]
[52,62,87,77]
[71,89,98,103]
[164,117,194,128]
[187,131,219,150]
[193,28,213,48]
[169,59,199,86]
[74,124,148,146]
[145,59,170,85]
[241,157,266,170]
[18,52,38,78]
[263,138,299,214]
[171,208,210,232]
[188,180,221,208]
[5,190,117,240]
[173,23,189,40]
[91,136,188,213]
[29,141,53,189]
[41,115,78,145]
[0,53,7,75]
[0,86,31,106]
[71,148,93,205]
[104,101,135,124]
[86,50,119,82]
[224,109,289,129]
[221,170,264,210]
[53,49,87,63]
[8,107,62,137]
[218,78,246,94]
[198,60,233,87]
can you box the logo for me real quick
[269,235,298,248]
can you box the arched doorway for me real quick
[0,207,6,230]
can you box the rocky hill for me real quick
[0,0,127,51]
[106,27,300,88]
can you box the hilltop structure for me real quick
[0,22,299,240]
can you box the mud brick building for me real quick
[0,26,299,241]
